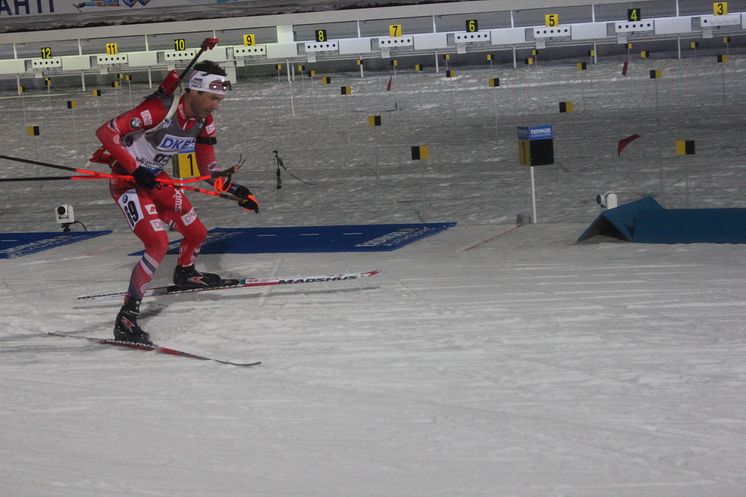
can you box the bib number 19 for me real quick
[118,192,144,229]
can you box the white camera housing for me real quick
[596,192,618,209]
[55,204,75,224]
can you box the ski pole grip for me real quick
[202,38,219,51]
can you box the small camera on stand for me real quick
[596,192,618,210]
[55,204,75,232]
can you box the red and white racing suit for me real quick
[94,92,219,302]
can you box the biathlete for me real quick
[91,60,258,344]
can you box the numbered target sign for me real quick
[627,8,641,21]
[174,38,186,51]
[389,24,403,37]
[545,14,559,27]
[243,34,256,46]
[713,2,728,15]
[172,152,198,179]
[105,42,119,55]
[315,29,327,42]
[466,19,478,32]
[40,47,52,59]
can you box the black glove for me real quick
[228,184,259,213]
[132,167,158,189]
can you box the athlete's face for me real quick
[185,90,224,120]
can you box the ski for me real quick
[48,332,261,367]
[78,268,382,302]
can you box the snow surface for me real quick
[2,55,746,496]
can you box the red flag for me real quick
[386,76,393,92]
[617,133,641,155]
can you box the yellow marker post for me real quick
[675,140,695,156]
[411,145,429,160]
[676,139,696,206]
[172,152,199,179]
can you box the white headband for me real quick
[187,70,231,95]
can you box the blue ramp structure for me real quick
[632,209,746,244]
[0,231,111,259]
[131,223,457,255]
[578,197,746,244]
[577,197,663,242]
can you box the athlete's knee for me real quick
[145,232,170,261]
[182,215,208,244]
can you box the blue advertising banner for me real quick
[130,223,457,255]
[0,231,110,258]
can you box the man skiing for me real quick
[92,60,258,344]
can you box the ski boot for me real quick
[113,300,151,344]
[173,264,224,289]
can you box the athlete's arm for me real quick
[95,99,168,174]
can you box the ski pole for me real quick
[0,173,207,186]
[71,172,232,199]
[0,154,239,200]
[0,154,210,185]
[0,175,96,182]
[0,172,235,203]
[174,183,233,199]
[0,153,107,177]
[179,37,219,80]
